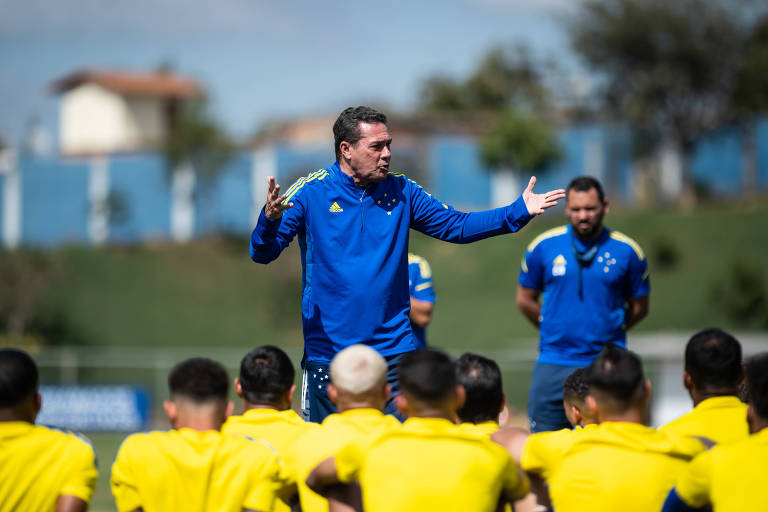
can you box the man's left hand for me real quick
[522,176,566,215]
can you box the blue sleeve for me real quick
[518,243,543,291]
[661,489,698,512]
[408,180,533,243]
[249,197,305,263]
[410,261,436,303]
[625,248,650,299]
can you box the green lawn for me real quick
[32,202,768,355]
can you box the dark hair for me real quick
[745,352,768,419]
[563,367,589,404]
[398,348,456,404]
[567,176,605,203]
[0,348,39,407]
[455,353,503,424]
[168,357,229,403]
[685,328,742,391]
[585,343,645,407]
[239,345,295,406]
[333,106,388,161]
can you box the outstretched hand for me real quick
[522,176,566,216]
[264,176,294,219]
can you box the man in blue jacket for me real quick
[250,106,565,422]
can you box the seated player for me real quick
[493,367,594,511]
[408,252,436,348]
[547,344,706,512]
[660,328,748,444]
[222,345,314,512]
[286,344,400,512]
[455,352,506,435]
[662,351,768,511]
[0,348,98,512]
[111,357,284,512]
[306,348,530,512]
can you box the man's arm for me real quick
[409,177,564,244]
[516,285,541,328]
[55,495,89,512]
[306,457,341,498]
[409,297,434,328]
[625,295,649,329]
[249,176,304,263]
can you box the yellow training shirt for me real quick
[285,408,400,512]
[110,428,283,512]
[675,427,768,511]
[0,421,98,512]
[659,395,748,445]
[335,416,529,512]
[520,424,596,482]
[222,408,314,512]
[549,421,705,512]
[457,420,498,437]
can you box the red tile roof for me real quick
[51,69,204,99]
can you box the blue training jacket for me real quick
[250,162,533,363]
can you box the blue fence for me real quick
[2,120,767,248]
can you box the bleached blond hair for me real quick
[330,344,387,395]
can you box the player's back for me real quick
[676,427,768,511]
[337,417,526,512]
[521,424,597,482]
[222,408,310,453]
[288,408,400,512]
[550,422,705,512]
[111,428,282,512]
[0,421,98,512]
[660,396,748,445]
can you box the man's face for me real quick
[342,122,392,186]
[565,187,607,239]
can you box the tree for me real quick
[732,14,768,198]
[479,111,562,173]
[164,99,233,182]
[419,45,550,115]
[570,0,750,206]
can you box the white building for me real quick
[51,69,204,156]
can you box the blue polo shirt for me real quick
[408,253,436,348]
[518,225,649,366]
[251,162,533,363]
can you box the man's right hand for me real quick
[264,176,294,219]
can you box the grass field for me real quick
[31,201,768,351]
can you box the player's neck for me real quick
[338,160,369,188]
[242,402,286,413]
[0,404,36,423]
[174,414,223,432]
[598,408,646,425]
[411,407,456,421]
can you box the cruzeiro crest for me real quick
[552,254,567,276]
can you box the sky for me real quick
[0,0,579,148]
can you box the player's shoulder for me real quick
[526,225,569,252]
[607,230,646,260]
[283,167,333,202]
[35,424,95,454]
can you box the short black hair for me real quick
[585,343,645,407]
[563,367,588,404]
[685,328,742,391]
[745,352,768,419]
[0,348,39,407]
[168,357,229,403]
[455,353,503,424]
[239,345,295,406]
[333,106,388,161]
[398,348,456,405]
[567,176,605,203]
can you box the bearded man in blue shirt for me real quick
[250,106,565,422]
[516,176,650,432]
